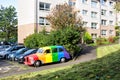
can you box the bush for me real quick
[96,38,108,45]
[108,36,115,43]
[83,32,92,44]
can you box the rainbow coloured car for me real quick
[24,46,71,67]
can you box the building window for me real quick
[109,30,113,34]
[39,17,50,25]
[101,30,107,35]
[82,10,87,15]
[101,0,107,5]
[109,11,113,16]
[91,11,97,18]
[91,23,97,29]
[109,1,113,6]
[91,33,97,39]
[69,1,76,6]
[39,2,50,11]
[83,21,88,27]
[101,20,107,25]
[109,20,113,25]
[82,0,87,4]
[91,0,97,7]
[101,9,106,16]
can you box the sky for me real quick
[0,0,17,10]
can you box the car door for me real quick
[45,49,52,63]
[58,47,64,61]
[52,48,58,62]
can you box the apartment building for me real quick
[75,0,116,40]
[18,0,116,43]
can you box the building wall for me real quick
[18,23,35,43]
[18,0,36,43]
[75,0,116,39]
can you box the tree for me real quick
[46,3,83,30]
[114,1,120,12]
[0,6,17,42]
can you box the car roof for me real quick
[41,46,64,49]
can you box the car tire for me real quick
[34,60,42,67]
[60,57,66,63]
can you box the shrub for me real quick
[47,27,81,57]
[83,32,92,44]
[96,38,108,45]
[108,36,115,43]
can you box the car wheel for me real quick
[34,61,42,67]
[60,57,66,63]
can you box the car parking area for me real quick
[0,59,31,74]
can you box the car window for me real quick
[24,49,35,55]
[37,48,44,53]
[59,48,63,52]
[52,48,57,53]
[45,49,51,54]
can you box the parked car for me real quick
[24,46,71,67]
[15,49,38,63]
[8,48,29,61]
[0,45,25,59]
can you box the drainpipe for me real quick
[35,0,38,33]
[99,0,102,38]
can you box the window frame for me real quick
[39,2,50,11]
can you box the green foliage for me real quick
[47,3,83,30]
[114,2,120,12]
[83,32,92,44]
[96,38,108,45]
[0,6,17,42]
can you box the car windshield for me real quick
[37,48,44,53]
[6,47,12,51]
[24,49,35,55]
[16,48,25,53]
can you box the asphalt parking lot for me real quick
[0,58,31,75]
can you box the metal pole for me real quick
[99,0,102,38]
[35,0,38,33]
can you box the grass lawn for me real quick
[97,44,120,58]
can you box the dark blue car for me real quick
[8,48,29,61]
[15,49,38,63]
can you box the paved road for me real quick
[0,46,96,78]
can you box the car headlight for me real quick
[20,56,23,59]
[11,54,14,57]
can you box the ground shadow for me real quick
[74,44,97,60]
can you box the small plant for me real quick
[108,36,115,43]
[83,32,93,44]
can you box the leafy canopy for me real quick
[0,6,17,41]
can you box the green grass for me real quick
[1,44,120,80]
[97,44,120,58]
[0,66,71,80]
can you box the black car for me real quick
[8,48,29,61]
[0,45,25,59]
[15,49,38,63]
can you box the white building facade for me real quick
[75,0,116,40]
[18,0,116,43]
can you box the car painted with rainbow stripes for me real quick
[24,46,71,67]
